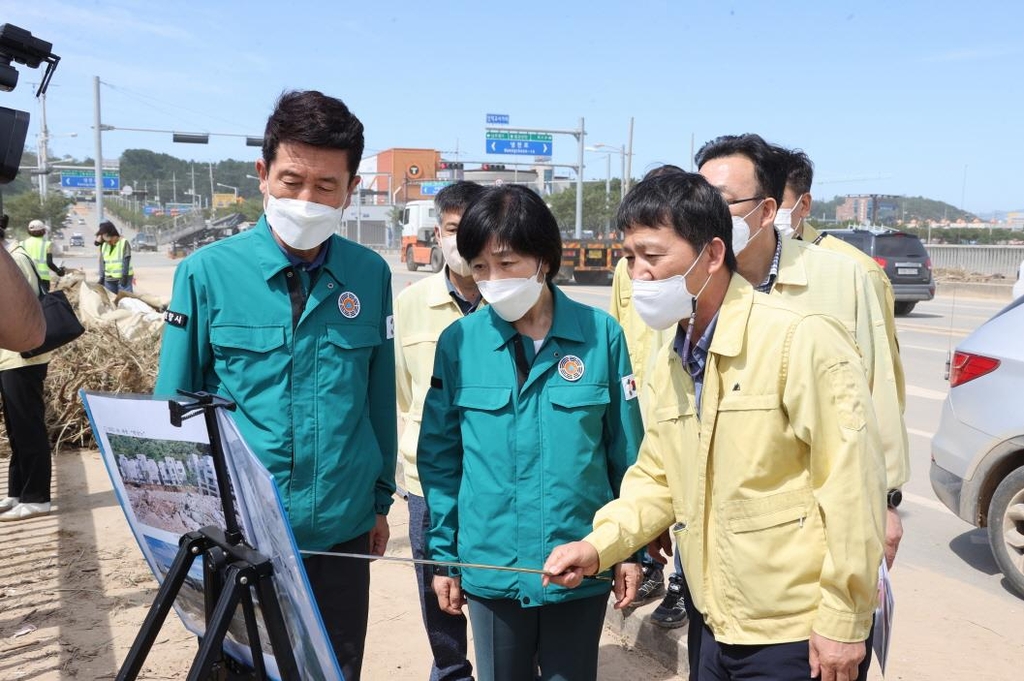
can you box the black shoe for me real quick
[632,564,665,606]
[650,573,688,629]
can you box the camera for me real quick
[0,23,61,184]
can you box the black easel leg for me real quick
[117,532,205,681]
[188,564,248,681]
[255,575,301,680]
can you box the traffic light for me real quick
[481,164,506,171]
[439,161,464,170]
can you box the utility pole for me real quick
[575,117,585,238]
[37,92,49,201]
[603,152,611,235]
[190,163,196,208]
[624,117,634,196]
[93,76,105,221]
[172,172,177,203]
[209,162,215,211]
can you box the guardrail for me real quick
[926,245,1024,278]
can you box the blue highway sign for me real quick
[486,113,510,125]
[486,139,552,156]
[420,181,452,196]
[60,168,121,190]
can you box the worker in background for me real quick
[22,219,66,289]
[96,221,134,294]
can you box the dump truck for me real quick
[400,200,443,272]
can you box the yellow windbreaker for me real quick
[394,270,469,497]
[586,274,886,645]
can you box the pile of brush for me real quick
[0,273,164,455]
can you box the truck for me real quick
[400,200,444,272]
[559,232,624,285]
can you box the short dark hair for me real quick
[780,147,814,195]
[262,90,365,177]
[97,220,119,237]
[457,185,562,282]
[434,181,485,219]
[617,171,736,272]
[643,164,687,180]
[694,134,787,204]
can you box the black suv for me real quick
[821,228,935,315]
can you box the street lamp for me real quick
[216,182,238,200]
[586,146,620,235]
[588,143,627,199]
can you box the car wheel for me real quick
[405,246,418,271]
[987,465,1024,598]
[430,247,444,273]
[894,301,916,316]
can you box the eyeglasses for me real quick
[725,196,765,206]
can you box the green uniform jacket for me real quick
[155,218,397,551]
[418,285,643,607]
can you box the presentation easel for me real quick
[116,391,300,681]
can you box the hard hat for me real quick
[28,219,48,234]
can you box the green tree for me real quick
[2,191,73,238]
[545,180,624,238]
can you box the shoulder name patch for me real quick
[164,310,188,328]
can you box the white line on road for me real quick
[907,427,935,439]
[899,343,949,354]
[904,491,954,514]
[905,384,947,401]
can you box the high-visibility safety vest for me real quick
[102,238,134,280]
[22,235,52,282]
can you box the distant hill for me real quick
[810,194,976,225]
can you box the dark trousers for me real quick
[408,493,474,680]
[103,279,133,294]
[467,592,607,681]
[696,618,873,680]
[303,532,371,681]
[1,364,51,503]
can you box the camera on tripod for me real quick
[0,23,61,184]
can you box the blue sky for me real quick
[5,1,1022,213]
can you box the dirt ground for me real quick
[0,449,669,680]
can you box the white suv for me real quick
[931,296,1024,596]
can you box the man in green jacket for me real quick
[155,90,396,680]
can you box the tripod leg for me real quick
[239,585,268,678]
[254,574,301,680]
[117,533,206,681]
[187,564,247,681]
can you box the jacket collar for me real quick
[774,237,809,291]
[707,273,755,359]
[253,216,348,286]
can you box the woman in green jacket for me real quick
[417,185,644,681]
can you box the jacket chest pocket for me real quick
[210,324,287,376]
[453,386,513,476]
[319,324,381,391]
[546,384,610,458]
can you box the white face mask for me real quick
[477,263,545,322]
[440,234,472,277]
[731,199,766,254]
[631,245,709,330]
[775,193,804,239]
[265,192,343,250]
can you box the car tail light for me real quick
[925,257,932,271]
[949,351,1000,387]
[873,256,887,268]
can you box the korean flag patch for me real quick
[386,315,395,340]
[621,373,638,401]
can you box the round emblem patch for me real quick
[558,355,585,382]
[338,291,361,318]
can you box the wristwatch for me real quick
[886,488,903,509]
[432,565,460,577]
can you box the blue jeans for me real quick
[408,493,474,681]
[103,279,133,294]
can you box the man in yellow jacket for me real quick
[394,180,484,681]
[544,171,885,681]
[695,135,908,568]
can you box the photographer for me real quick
[0,214,45,352]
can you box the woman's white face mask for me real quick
[476,264,545,322]
[265,192,343,250]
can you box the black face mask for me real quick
[94,239,104,246]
